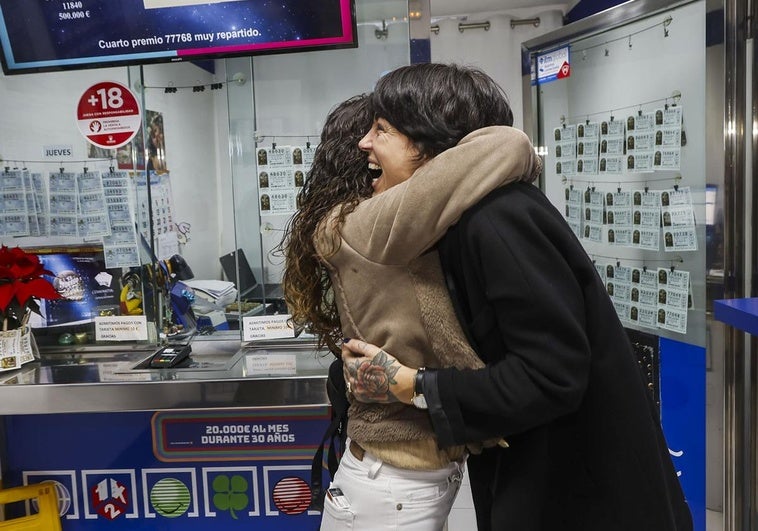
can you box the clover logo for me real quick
[212,474,249,520]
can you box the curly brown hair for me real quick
[277,94,374,355]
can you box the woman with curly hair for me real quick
[280,64,541,530]
[280,94,375,355]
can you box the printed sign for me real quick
[242,315,295,341]
[95,316,148,341]
[151,407,330,461]
[536,46,570,84]
[76,81,141,149]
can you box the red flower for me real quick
[0,246,61,327]
[353,362,391,401]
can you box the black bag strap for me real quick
[310,358,349,511]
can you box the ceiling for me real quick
[429,0,576,18]
[358,0,576,26]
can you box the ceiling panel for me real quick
[430,0,574,17]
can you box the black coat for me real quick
[427,183,693,531]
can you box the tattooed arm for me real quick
[342,339,416,405]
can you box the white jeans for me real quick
[319,440,464,531]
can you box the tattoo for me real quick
[346,350,402,404]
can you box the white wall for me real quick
[0,61,220,280]
[431,8,566,130]
[0,67,127,171]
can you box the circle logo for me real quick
[76,81,141,149]
[32,481,71,517]
[150,478,191,518]
[272,476,311,515]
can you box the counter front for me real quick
[0,338,334,530]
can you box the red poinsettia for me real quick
[0,246,61,331]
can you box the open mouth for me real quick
[368,162,382,185]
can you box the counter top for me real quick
[0,338,332,415]
[713,298,758,336]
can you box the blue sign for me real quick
[660,337,706,531]
[535,45,571,85]
[2,408,331,529]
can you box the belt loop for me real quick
[449,462,463,484]
[367,459,383,479]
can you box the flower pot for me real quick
[0,325,38,372]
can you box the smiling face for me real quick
[358,117,425,195]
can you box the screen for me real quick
[0,0,357,75]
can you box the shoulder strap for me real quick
[309,358,348,511]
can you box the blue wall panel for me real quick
[660,337,706,531]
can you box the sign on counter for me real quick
[242,314,295,342]
[95,315,148,341]
[245,353,297,376]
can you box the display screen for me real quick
[0,0,357,75]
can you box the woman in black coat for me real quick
[343,182,692,531]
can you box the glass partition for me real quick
[224,0,411,338]
[525,0,708,347]
[0,0,410,350]
[522,2,722,529]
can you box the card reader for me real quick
[149,344,192,369]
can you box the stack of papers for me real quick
[182,279,238,309]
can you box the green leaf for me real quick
[212,475,231,492]
[211,474,249,520]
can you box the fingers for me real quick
[341,343,358,361]
[342,363,352,396]
[341,338,381,358]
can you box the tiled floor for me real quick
[706,510,723,531]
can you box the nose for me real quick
[358,130,373,151]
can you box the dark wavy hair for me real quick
[371,63,514,160]
[277,94,374,355]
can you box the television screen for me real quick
[0,0,357,75]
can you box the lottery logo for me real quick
[212,474,249,519]
[272,476,311,515]
[32,481,71,517]
[91,478,129,520]
[76,81,141,149]
[150,478,191,518]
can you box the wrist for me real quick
[410,367,429,409]
[397,366,417,405]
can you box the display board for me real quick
[0,0,357,74]
[529,2,707,348]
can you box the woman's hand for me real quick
[341,339,416,405]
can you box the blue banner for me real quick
[3,408,331,529]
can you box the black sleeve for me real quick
[427,189,595,446]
